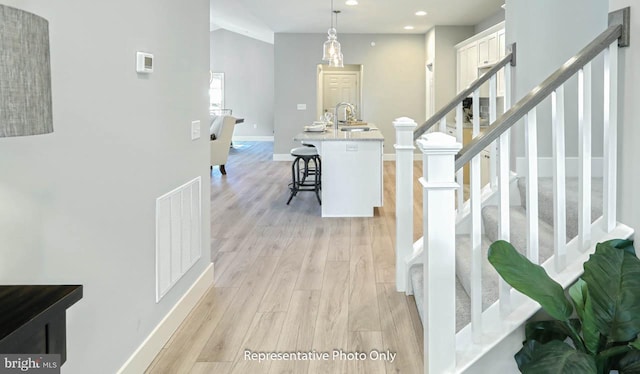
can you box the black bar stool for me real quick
[287,146,321,205]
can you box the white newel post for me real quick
[417,132,461,374]
[394,117,417,293]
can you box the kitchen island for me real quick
[294,125,384,217]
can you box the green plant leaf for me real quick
[605,239,636,256]
[631,336,640,351]
[515,340,540,371]
[618,350,640,373]
[525,319,580,344]
[569,278,601,354]
[583,240,640,342]
[488,240,573,321]
[521,340,597,373]
[599,345,632,360]
[569,279,588,320]
[583,289,603,354]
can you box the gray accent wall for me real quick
[475,10,506,34]
[506,0,607,158]
[210,29,275,137]
[0,0,210,373]
[433,26,475,122]
[609,0,640,235]
[274,33,425,155]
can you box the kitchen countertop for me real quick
[294,124,384,142]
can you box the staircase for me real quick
[393,8,632,373]
[410,177,603,332]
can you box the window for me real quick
[209,72,226,114]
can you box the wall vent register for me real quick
[136,51,154,73]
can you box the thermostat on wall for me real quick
[136,52,154,73]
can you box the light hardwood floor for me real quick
[146,141,425,374]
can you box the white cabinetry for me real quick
[456,22,505,96]
[457,42,478,92]
[477,32,498,66]
[320,140,383,217]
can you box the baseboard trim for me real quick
[516,157,603,178]
[116,263,214,374]
[232,136,274,142]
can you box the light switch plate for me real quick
[191,120,201,140]
[297,104,307,110]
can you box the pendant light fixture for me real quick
[322,0,341,61]
[329,10,344,67]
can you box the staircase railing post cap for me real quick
[417,132,462,153]
[393,117,418,128]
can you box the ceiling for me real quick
[210,0,505,44]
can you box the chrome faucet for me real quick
[334,102,355,127]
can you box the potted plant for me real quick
[488,239,640,373]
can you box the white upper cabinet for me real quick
[455,22,506,96]
[457,42,478,92]
[478,32,498,66]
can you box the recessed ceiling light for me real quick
[415,11,427,16]
[404,25,414,30]
[501,4,505,9]
[346,0,358,5]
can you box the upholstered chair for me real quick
[210,115,236,175]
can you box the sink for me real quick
[340,126,370,132]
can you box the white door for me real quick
[323,72,360,120]
[426,62,435,119]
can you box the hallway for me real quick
[146,141,424,374]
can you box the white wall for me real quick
[507,0,638,234]
[475,9,506,34]
[210,29,275,138]
[433,26,475,122]
[506,0,607,158]
[0,1,211,373]
[609,0,640,234]
[273,33,425,155]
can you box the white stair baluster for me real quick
[473,90,480,140]
[499,63,513,314]
[603,43,618,232]
[470,153,483,340]
[470,89,482,340]
[525,109,539,264]
[552,87,567,272]
[393,117,417,292]
[489,74,498,188]
[456,103,464,211]
[418,132,461,374]
[440,117,447,133]
[578,64,592,251]
[498,131,511,314]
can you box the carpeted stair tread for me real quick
[455,234,500,311]
[482,205,555,264]
[518,177,603,240]
[409,264,470,332]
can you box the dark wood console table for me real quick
[0,285,83,364]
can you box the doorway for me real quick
[316,64,363,122]
[425,61,435,119]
